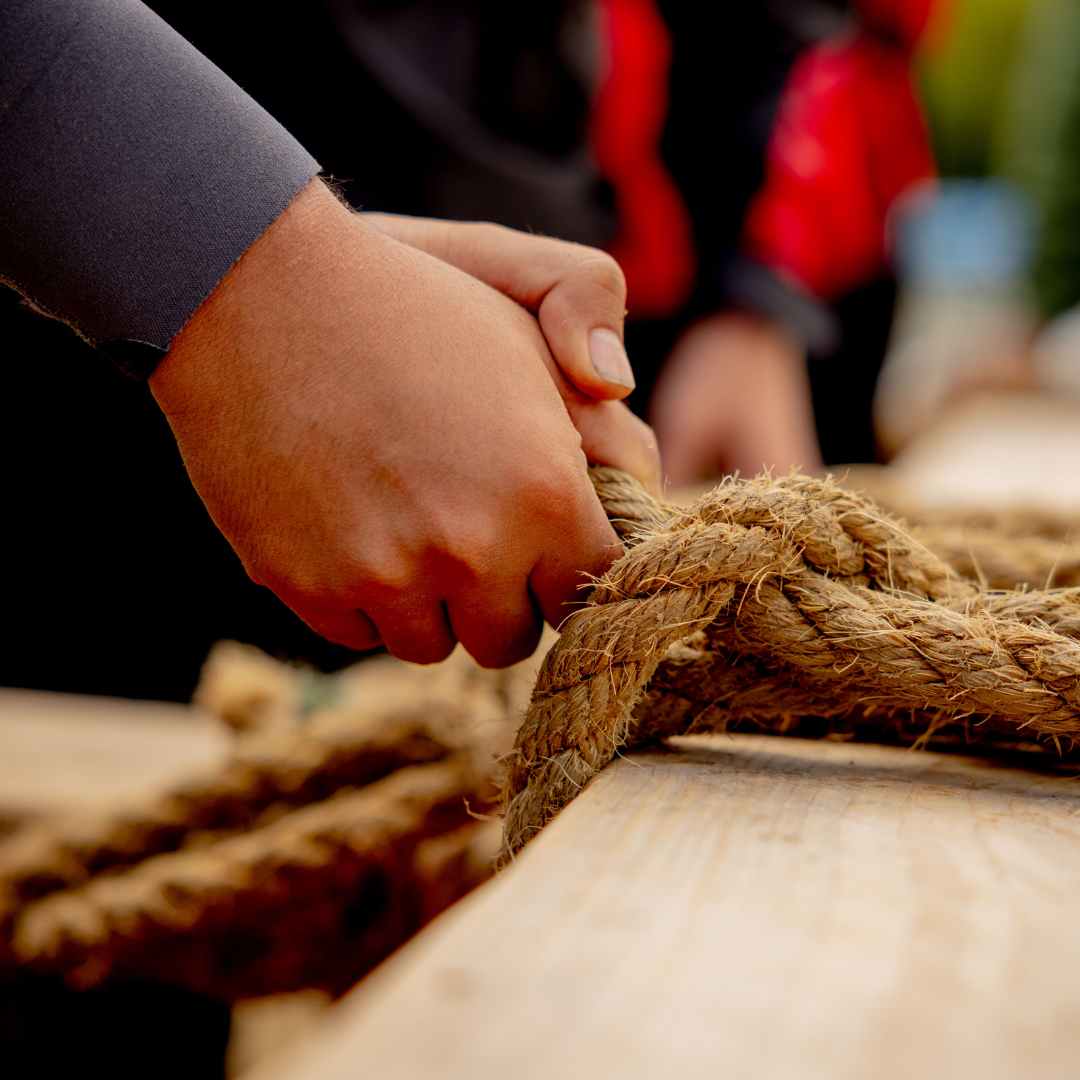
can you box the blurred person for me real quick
[1,0,938,700]
[601,0,941,483]
[145,0,941,483]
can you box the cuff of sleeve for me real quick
[717,259,840,356]
[0,0,320,376]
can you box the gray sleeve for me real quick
[0,0,321,376]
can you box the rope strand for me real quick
[502,471,1080,860]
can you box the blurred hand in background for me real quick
[650,312,821,487]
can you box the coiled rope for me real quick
[501,468,1080,859]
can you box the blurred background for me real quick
[10,3,1080,1074]
[3,0,1080,703]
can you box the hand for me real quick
[151,179,625,667]
[650,312,823,486]
[364,214,660,494]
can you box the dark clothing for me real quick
[148,0,612,246]
[657,1,848,345]
[0,304,350,701]
[1,976,230,1080]
[0,0,318,373]
[0,0,902,704]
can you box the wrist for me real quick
[150,178,361,415]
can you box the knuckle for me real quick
[523,466,585,523]
[424,515,503,590]
[321,541,415,606]
[542,254,627,334]
[577,253,626,304]
[458,544,511,594]
[361,557,414,599]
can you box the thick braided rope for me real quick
[591,468,977,600]
[909,524,1080,590]
[501,471,1080,859]
[838,464,1080,587]
[0,640,524,994]
[635,644,1060,757]
[0,635,523,919]
[0,713,454,911]
[840,464,1080,541]
[3,759,483,995]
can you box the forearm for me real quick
[0,0,319,375]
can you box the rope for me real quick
[8,760,484,997]
[0,714,453,911]
[501,470,1080,860]
[840,464,1080,542]
[907,524,1080,590]
[8,467,1080,993]
[0,647,518,997]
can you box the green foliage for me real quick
[919,0,1032,177]
[1000,0,1080,317]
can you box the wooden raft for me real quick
[254,733,1080,1080]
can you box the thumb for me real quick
[536,254,635,401]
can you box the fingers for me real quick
[285,484,622,662]
[363,595,457,666]
[529,483,624,629]
[297,592,457,664]
[365,216,635,400]
[293,605,383,652]
[446,579,544,669]
[566,397,664,497]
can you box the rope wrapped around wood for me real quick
[501,469,1080,860]
[8,467,1080,990]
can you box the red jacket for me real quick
[593,0,941,318]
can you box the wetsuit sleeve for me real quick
[0,0,320,376]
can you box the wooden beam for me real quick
[254,734,1080,1080]
[0,688,227,822]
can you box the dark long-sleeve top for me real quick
[0,0,319,376]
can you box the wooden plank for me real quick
[891,390,1080,510]
[0,688,227,820]
[254,734,1080,1080]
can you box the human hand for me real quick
[650,312,823,487]
[364,213,660,493]
[151,179,625,667]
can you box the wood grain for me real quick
[255,734,1080,1080]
